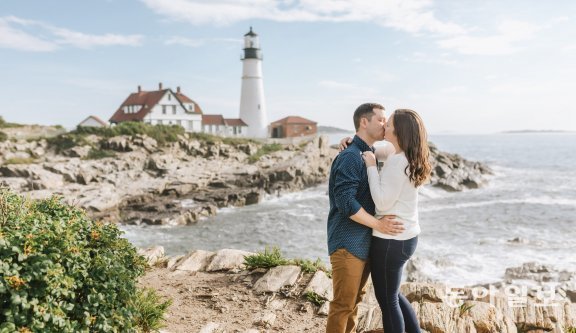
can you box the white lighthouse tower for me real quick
[239,27,268,138]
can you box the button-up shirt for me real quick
[327,135,375,261]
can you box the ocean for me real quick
[120,133,576,286]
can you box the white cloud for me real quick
[165,36,241,47]
[0,18,58,51]
[438,20,540,55]
[0,16,143,51]
[50,28,143,48]
[140,0,465,35]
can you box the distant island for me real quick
[502,129,575,134]
[317,125,352,133]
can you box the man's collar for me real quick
[353,135,374,152]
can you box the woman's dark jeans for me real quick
[370,236,420,333]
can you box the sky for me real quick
[1,0,576,134]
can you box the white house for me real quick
[78,115,107,128]
[202,114,248,137]
[109,83,203,132]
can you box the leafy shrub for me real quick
[76,122,184,146]
[0,131,7,142]
[129,288,171,333]
[0,189,165,332]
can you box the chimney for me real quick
[177,86,181,94]
[159,82,163,90]
[137,85,141,93]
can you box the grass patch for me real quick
[565,327,576,333]
[83,148,116,160]
[248,143,283,163]
[0,116,23,128]
[3,157,36,165]
[187,132,256,146]
[303,291,327,306]
[244,247,331,276]
[130,288,172,333]
[244,246,290,270]
[292,258,328,274]
[458,302,474,316]
[0,131,7,142]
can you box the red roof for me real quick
[224,118,248,127]
[109,87,202,123]
[202,114,225,126]
[271,116,317,125]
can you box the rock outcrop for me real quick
[138,246,576,333]
[1,133,491,224]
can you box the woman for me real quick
[362,109,431,333]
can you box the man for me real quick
[326,103,404,333]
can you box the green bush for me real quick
[129,288,171,333]
[0,131,7,142]
[0,188,164,332]
[76,122,184,146]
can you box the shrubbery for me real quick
[0,131,7,142]
[0,189,170,332]
[243,246,329,274]
[76,122,184,145]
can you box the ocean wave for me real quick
[421,196,576,212]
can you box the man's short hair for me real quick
[353,103,385,131]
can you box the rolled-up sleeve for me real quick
[333,153,364,217]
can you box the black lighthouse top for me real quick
[242,27,262,60]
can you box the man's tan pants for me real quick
[326,248,370,333]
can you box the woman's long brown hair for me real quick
[392,109,432,187]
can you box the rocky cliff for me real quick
[0,131,492,225]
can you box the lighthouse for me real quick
[239,27,268,138]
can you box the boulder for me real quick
[172,250,215,272]
[206,249,254,272]
[304,270,333,301]
[253,265,301,293]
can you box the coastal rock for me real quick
[0,133,492,225]
[304,271,333,301]
[206,249,254,272]
[253,265,301,293]
[172,250,215,272]
[429,142,492,191]
[138,245,165,266]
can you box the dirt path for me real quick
[139,268,328,332]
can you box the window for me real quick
[188,120,194,130]
[172,105,177,114]
[189,105,194,111]
[162,105,167,114]
[168,94,171,101]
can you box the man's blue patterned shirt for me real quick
[327,135,375,261]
